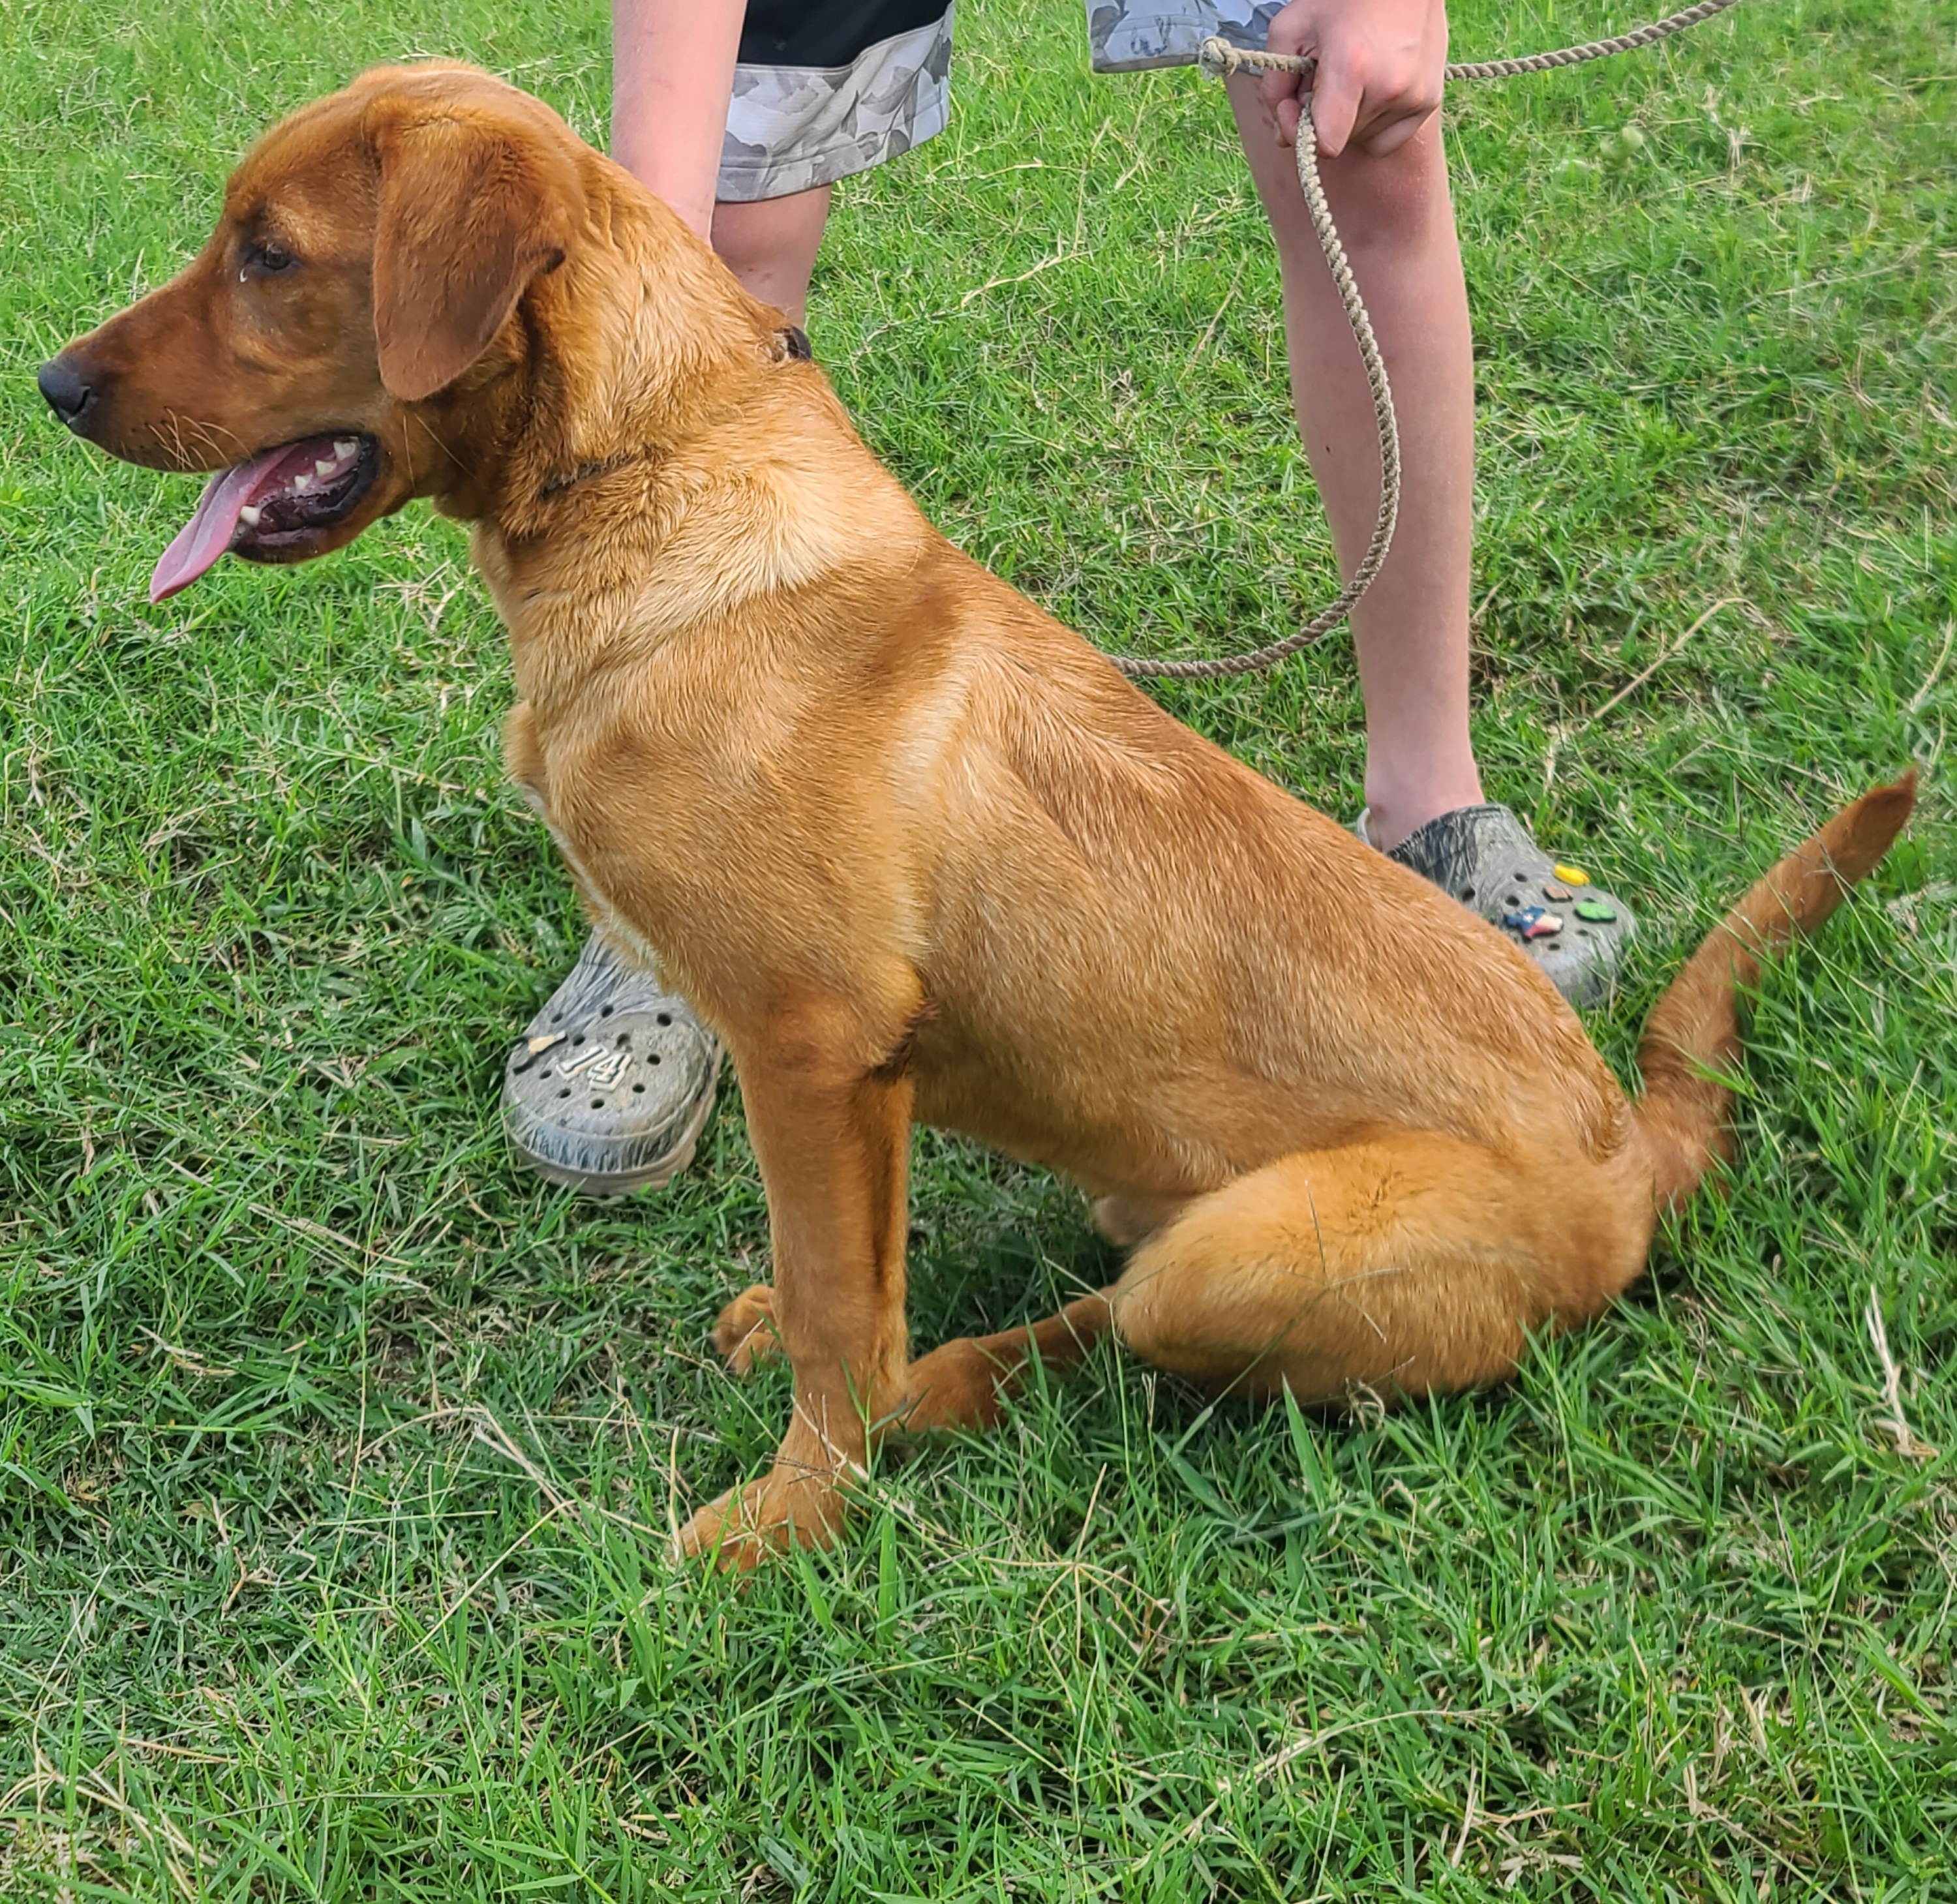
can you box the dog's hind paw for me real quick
[712,1284,783,1375]
[673,1466,845,1571]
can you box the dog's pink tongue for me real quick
[149,448,290,603]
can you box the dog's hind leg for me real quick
[897,1291,1118,1434]
[898,1131,1647,1432]
[1109,1133,1649,1406]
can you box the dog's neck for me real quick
[433,162,768,533]
[442,158,926,713]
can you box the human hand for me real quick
[1258,0,1449,159]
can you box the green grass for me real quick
[2,0,1952,1894]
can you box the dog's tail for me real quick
[1633,772,1917,1211]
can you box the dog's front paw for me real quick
[712,1284,782,1376]
[673,1464,846,1571]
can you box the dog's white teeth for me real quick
[293,473,314,494]
[237,504,262,527]
[333,438,358,460]
[314,457,338,477]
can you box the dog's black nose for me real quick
[38,354,95,431]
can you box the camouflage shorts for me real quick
[716,3,957,203]
[715,0,1282,205]
[1085,1,1286,74]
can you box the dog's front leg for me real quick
[676,1025,913,1570]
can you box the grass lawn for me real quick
[3,0,1953,1894]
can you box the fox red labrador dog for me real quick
[42,63,1915,1566]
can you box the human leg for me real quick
[710,185,833,324]
[1228,67,1635,1001]
[1229,78,1480,853]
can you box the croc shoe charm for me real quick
[1502,905,1565,943]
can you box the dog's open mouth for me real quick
[149,433,380,603]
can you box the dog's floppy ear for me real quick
[371,106,583,402]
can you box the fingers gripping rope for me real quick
[1109,0,1745,682]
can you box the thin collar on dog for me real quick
[536,327,815,500]
[538,448,648,498]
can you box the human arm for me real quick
[611,0,749,237]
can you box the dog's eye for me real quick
[246,239,297,276]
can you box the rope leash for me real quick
[1108,0,1744,682]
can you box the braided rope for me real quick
[1448,0,1740,80]
[1126,118,1400,680]
[1109,0,1744,681]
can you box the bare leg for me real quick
[1229,78,1482,853]
[710,186,834,324]
[610,0,745,239]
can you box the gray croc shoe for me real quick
[502,931,722,1194]
[1354,804,1636,1008]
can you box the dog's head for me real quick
[38,63,588,601]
